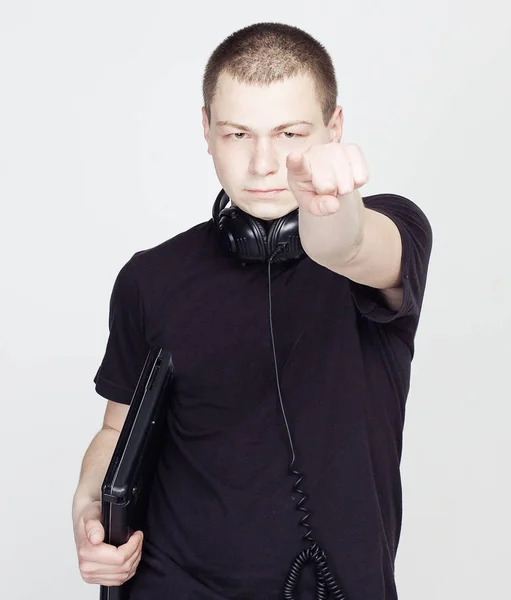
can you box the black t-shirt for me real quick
[93,193,432,600]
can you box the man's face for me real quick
[202,72,343,221]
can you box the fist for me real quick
[73,499,144,587]
[286,142,369,216]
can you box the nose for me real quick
[248,140,279,177]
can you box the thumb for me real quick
[85,519,104,545]
[286,152,311,180]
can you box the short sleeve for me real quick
[93,256,151,405]
[349,193,433,331]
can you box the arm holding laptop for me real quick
[72,401,144,587]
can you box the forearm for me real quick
[72,427,120,519]
[299,192,402,290]
[298,190,366,265]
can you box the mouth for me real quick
[246,189,286,198]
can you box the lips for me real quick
[246,189,286,199]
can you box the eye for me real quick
[281,132,300,139]
[232,133,247,140]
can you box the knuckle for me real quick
[346,142,361,154]
[81,572,92,583]
[120,562,132,574]
[80,562,93,575]
[77,547,88,561]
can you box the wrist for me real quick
[72,488,97,520]
[299,193,366,265]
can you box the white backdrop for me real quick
[1,1,509,598]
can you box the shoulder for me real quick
[128,219,216,277]
[363,192,425,210]
[362,193,432,240]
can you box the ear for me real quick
[328,106,344,143]
[202,107,212,155]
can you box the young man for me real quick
[72,22,432,599]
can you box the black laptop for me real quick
[99,347,174,600]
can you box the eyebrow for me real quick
[215,120,313,133]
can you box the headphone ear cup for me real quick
[267,210,302,262]
[248,216,268,255]
[217,206,268,263]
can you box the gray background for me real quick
[1,0,509,598]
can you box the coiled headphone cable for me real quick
[268,245,347,600]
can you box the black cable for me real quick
[268,244,348,600]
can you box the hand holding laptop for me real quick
[74,498,144,587]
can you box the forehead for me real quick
[211,72,323,126]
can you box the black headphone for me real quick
[212,189,305,265]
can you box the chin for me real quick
[234,196,298,221]
[244,204,293,221]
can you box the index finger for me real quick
[81,530,143,566]
[286,152,312,181]
[118,531,144,556]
